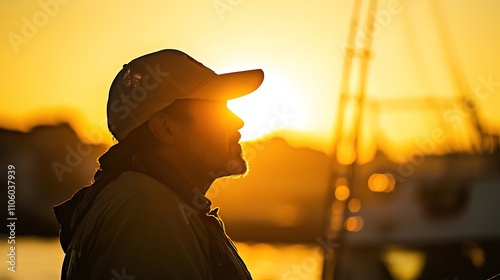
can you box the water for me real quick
[0,237,322,280]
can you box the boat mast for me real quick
[321,0,378,278]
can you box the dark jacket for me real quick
[53,145,252,279]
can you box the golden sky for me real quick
[1,0,499,161]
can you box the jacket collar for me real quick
[94,143,212,214]
[54,145,213,253]
[131,153,212,215]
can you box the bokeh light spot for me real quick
[335,185,350,201]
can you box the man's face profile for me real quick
[166,98,248,179]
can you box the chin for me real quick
[235,158,249,177]
[225,156,248,178]
[223,144,247,175]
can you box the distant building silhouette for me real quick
[0,123,107,236]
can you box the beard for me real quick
[226,143,249,178]
[182,130,248,180]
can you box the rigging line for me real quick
[322,0,363,239]
[366,97,455,108]
[401,3,457,151]
[332,0,379,277]
[401,2,433,95]
[328,0,380,279]
[367,101,385,152]
[321,0,364,279]
[351,0,378,161]
[426,0,484,152]
[330,0,364,159]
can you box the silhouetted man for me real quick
[54,49,264,279]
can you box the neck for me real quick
[132,153,213,213]
[182,169,215,195]
[158,154,216,195]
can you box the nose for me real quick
[227,108,244,130]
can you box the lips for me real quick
[232,131,242,143]
[230,132,242,154]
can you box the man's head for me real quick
[107,49,263,141]
[147,98,248,178]
[106,49,263,186]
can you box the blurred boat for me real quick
[321,0,500,279]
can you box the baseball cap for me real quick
[107,49,264,141]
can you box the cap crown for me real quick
[107,49,216,141]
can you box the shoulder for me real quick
[80,171,209,248]
[70,172,212,279]
[92,172,196,223]
[98,171,179,203]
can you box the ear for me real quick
[147,113,176,145]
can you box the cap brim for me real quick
[189,69,264,101]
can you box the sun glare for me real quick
[228,70,303,142]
